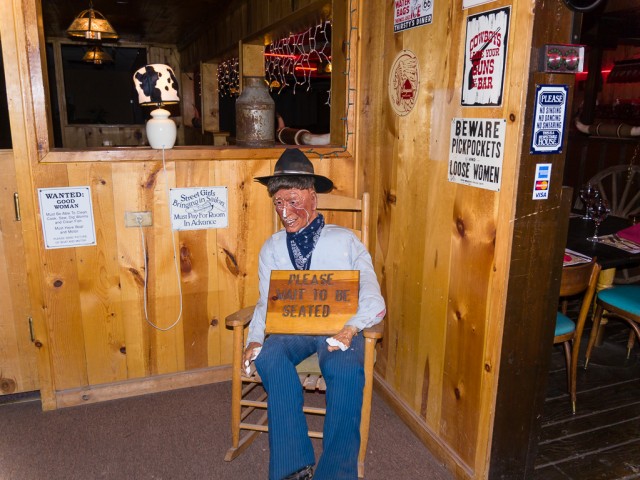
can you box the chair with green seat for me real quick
[584,285,640,366]
[554,259,601,414]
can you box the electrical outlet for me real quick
[124,211,152,227]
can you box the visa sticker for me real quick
[533,163,552,200]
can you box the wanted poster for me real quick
[38,186,96,249]
[461,7,510,106]
[448,118,506,191]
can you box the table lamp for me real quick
[133,64,180,149]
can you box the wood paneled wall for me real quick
[34,156,351,394]
[2,0,572,478]
[179,0,326,69]
[354,1,568,478]
[1,0,355,405]
[0,151,39,395]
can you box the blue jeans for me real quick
[254,334,365,480]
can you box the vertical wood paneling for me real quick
[175,161,212,371]
[201,63,220,133]
[214,159,276,365]
[415,2,467,431]
[0,151,39,395]
[149,159,183,375]
[34,164,89,391]
[5,0,553,477]
[112,163,151,380]
[441,190,498,465]
[67,163,127,385]
[354,0,397,386]
[179,0,330,69]
[355,0,542,477]
[1,0,57,408]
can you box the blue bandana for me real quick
[286,214,324,270]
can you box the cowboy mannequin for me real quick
[243,148,386,480]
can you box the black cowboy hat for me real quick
[254,148,334,193]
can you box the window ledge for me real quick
[40,145,351,163]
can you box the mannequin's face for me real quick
[272,188,317,233]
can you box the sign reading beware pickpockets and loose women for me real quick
[448,118,506,191]
[462,6,510,106]
[38,186,96,249]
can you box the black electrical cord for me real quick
[563,0,607,13]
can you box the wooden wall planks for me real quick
[0,151,39,395]
[2,0,575,478]
[354,0,567,478]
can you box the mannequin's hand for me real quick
[327,326,358,352]
[242,342,262,375]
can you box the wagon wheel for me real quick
[588,165,640,284]
[589,165,640,220]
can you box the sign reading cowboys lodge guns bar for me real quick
[462,7,510,106]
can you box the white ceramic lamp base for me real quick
[146,108,177,149]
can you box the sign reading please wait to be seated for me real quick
[266,270,359,335]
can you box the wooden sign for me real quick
[461,6,510,106]
[265,270,359,335]
[388,50,420,117]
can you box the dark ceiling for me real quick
[41,1,640,49]
[41,0,229,46]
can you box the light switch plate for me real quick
[124,211,152,227]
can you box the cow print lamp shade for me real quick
[133,64,180,149]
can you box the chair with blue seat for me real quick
[584,285,640,366]
[554,259,601,414]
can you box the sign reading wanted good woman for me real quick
[448,118,506,191]
[38,186,96,249]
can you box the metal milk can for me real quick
[235,76,275,147]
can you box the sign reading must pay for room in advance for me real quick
[449,118,506,192]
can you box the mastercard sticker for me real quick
[533,163,552,200]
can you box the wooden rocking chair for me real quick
[224,192,384,479]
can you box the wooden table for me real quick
[566,215,639,345]
[566,215,640,271]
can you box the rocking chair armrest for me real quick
[362,321,384,339]
[225,305,256,328]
